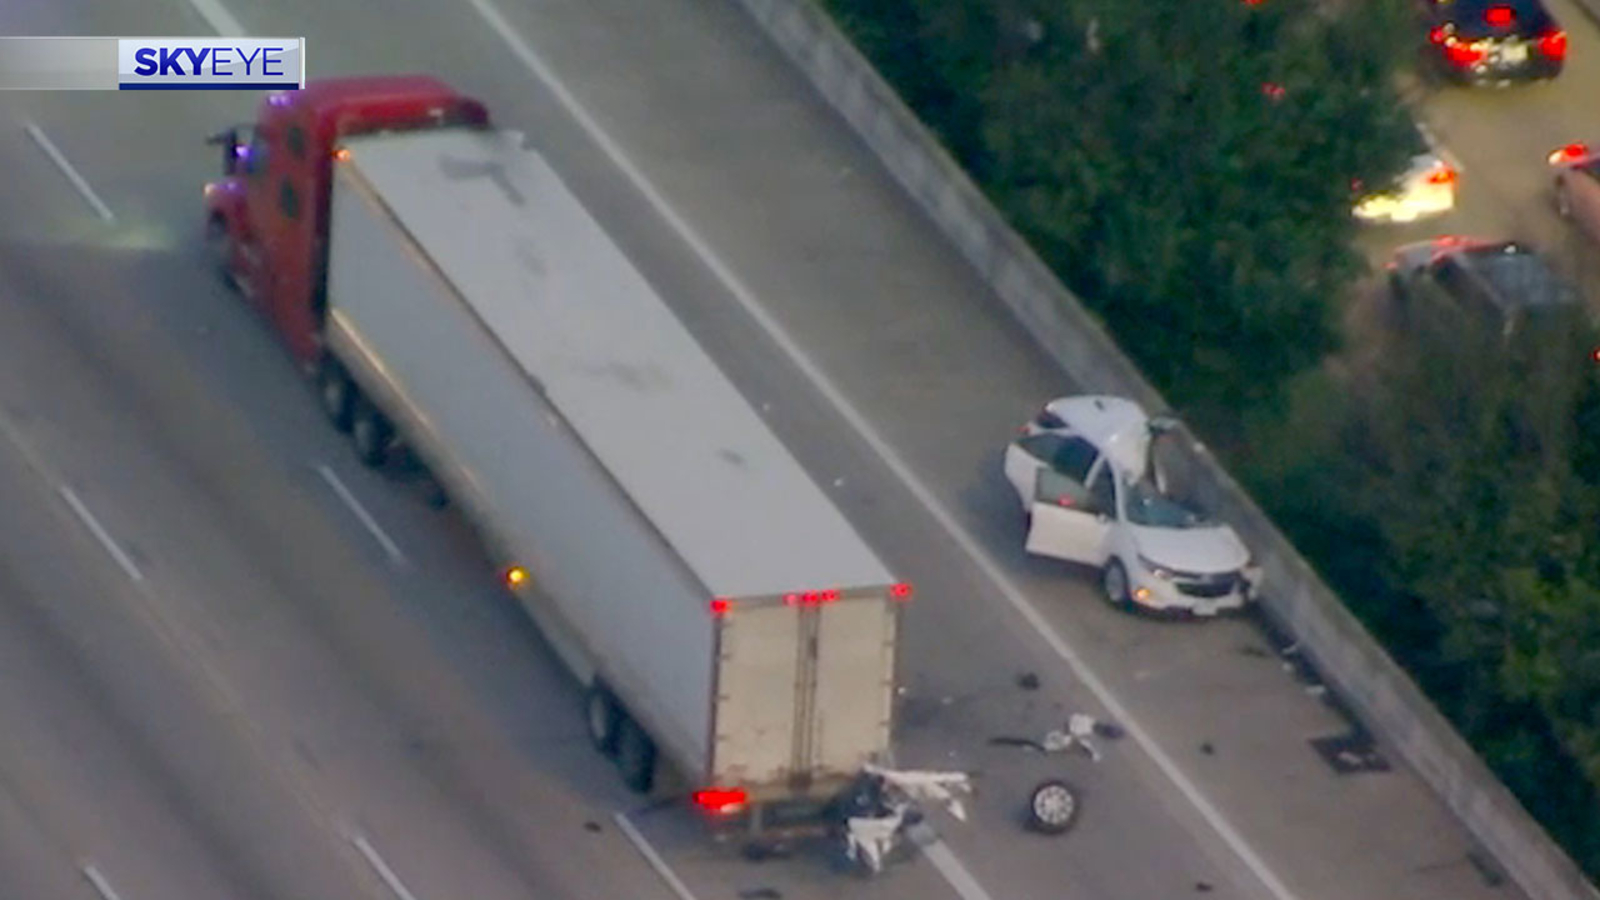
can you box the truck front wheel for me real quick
[351,402,393,469]
[206,214,237,291]
[616,717,656,794]
[585,683,621,757]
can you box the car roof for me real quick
[1040,395,1150,474]
[1457,242,1577,311]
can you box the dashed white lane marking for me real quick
[81,863,127,900]
[178,0,245,36]
[23,122,115,224]
[460,2,1297,898]
[317,464,408,567]
[59,486,143,582]
[611,812,700,900]
[350,833,424,900]
[913,827,1001,900]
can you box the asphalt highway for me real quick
[0,0,1588,899]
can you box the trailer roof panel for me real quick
[341,128,895,596]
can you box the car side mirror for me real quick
[1147,415,1181,435]
[206,126,249,176]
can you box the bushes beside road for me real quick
[816,0,1600,878]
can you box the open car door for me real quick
[1026,466,1112,565]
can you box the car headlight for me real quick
[1136,555,1173,580]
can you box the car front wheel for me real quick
[1102,559,1131,609]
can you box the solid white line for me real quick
[317,464,408,567]
[911,827,999,900]
[180,0,245,36]
[59,486,144,582]
[462,6,1297,900]
[23,122,114,224]
[81,864,126,900]
[611,812,699,900]
[351,833,424,900]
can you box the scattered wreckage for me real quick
[834,711,1113,874]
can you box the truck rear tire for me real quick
[585,683,621,757]
[351,402,393,469]
[318,360,356,433]
[616,717,656,794]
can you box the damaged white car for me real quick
[1003,396,1259,616]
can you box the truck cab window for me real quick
[244,132,269,178]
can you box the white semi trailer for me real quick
[312,119,912,840]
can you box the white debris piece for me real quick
[1041,713,1103,762]
[843,763,974,875]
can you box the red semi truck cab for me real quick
[202,76,489,367]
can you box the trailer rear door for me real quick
[810,594,897,775]
[711,593,896,790]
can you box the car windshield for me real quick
[1122,475,1206,529]
[1447,0,1553,37]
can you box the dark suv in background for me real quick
[1386,236,1580,337]
[1422,0,1567,84]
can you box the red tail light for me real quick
[710,597,733,617]
[1539,30,1567,60]
[890,582,914,600]
[1444,39,1486,66]
[1484,5,1515,27]
[1549,142,1591,165]
[693,788,748,815]
[1426,166,1458,186]
[1428,26,1448,44]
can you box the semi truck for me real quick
[201,76,916,841]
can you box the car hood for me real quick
[1130,523,1249,574]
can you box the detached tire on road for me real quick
[1027,779,1080,835]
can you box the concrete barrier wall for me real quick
[729,1,1600,899]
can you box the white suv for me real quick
[1003,396,1258,616]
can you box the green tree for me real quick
[1251,287,1600,875]
[977,0,1418,425]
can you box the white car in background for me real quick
[1004,396,1258,617]
[1353,121,1458,225]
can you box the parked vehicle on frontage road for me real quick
[1386,235,1580,338]
[1421,0,1566,85]
[1549,142,1600,249]
[1353,121,1458,225]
